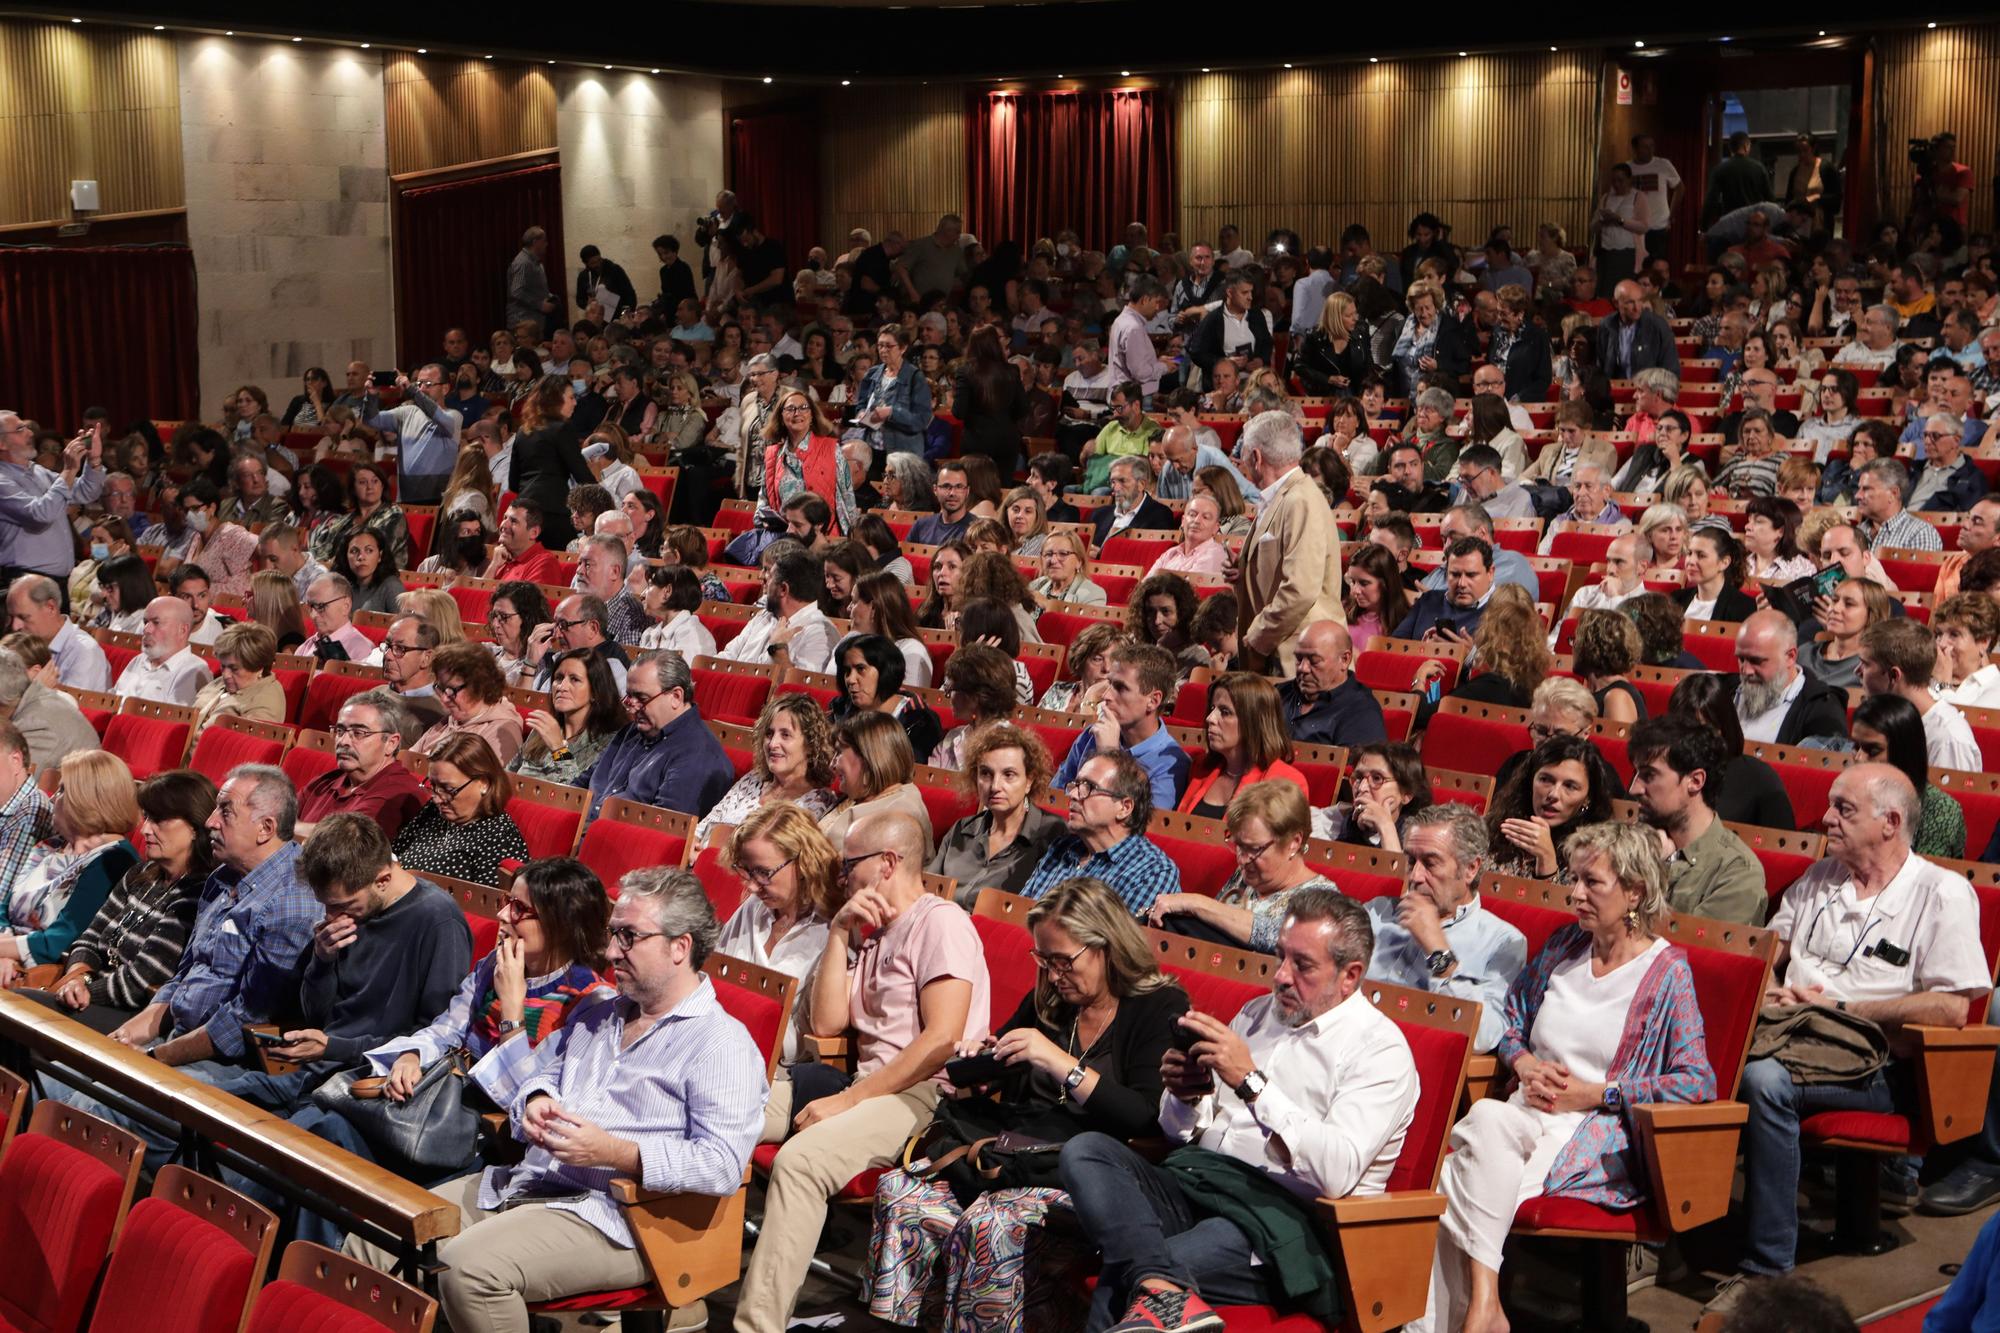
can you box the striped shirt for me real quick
[486,977,768,1247]
[1021,832,1182,917]
[1863,509,1944,553]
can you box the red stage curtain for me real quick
[0,245,199,430]
[729,106,822,275]
[394,162,565,369]
[968,89,1176,255]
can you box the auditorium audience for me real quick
[0,642,96,775]
[1847,694,1969,859]
[507,647,626,786]
[1734,610,1852,746]
[830,632,944,763]
[927,721,1064,902]
[1029,529,1107,607]
[928,642,1021,769]
[1485,733,1617,880]
[1148,778,1335,950]
[1236,410,1344,674]
[818,712,936,858]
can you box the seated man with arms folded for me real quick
[1702,763,1993,1320]
[354,867,767,1333]
[296,690,428,839]
[1053,888,1418,1333]
[735,812,990,1333]
[1275,620,1387,748]
[1362,801,1528,1054]
[1025,749,1181,918]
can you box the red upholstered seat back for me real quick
[298,671,377,733]
[1019,652,1059,700]
[505,796,581,860]
[711,972,784,1071]
[1294,757,1344,809]
[1591,734,1632,785]
[1152,831,1239,897]
[1771,760,1842,831]
[692,667,772,727]
[188,726,286,786]
[972,914,1037,1031]
[1954,788,2000,865]
[80,703,115,740]
[247,1280,391,1333]
[1680,630,1740,673]
[1674,933,1768,1098]
[690,844,744,918]
[576,820,687,892]
[0,1133,127,1333]
[1160,962,1263,1024]
[86,1196,259,1333]
[697,608,752,649]
[1168,678,1208,727]
[446,583,494,623]
[1481,893,1575,962]
[1973,883,2000,1024]
[1354,650,1460,694]
[1097,535,1177,567]
[281,742,337,789]
[1037,610,1114,650]
[274,667,310,722]
[98,639,138,680]
[102,713,192,780]
[1425,710,1529,780]
[463,907,502,962]
[1377,1000,1474,1192]
[776,678,838,710]
[916,783,973,844]
[403,510,434,562]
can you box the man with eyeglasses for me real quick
[1900,363,1985,459]
[1907,412,1990,514]
[297,691,426,840]
[580,650,732,819]
[0,409,104,603]
[1452,445,1536,522]
[378,614,447,738]
[740,812,987,1333]
[577,535,649,647]
[907,461,975,546]
[531,594,631,694]
[1278,622,1385,749]
[362,363,462,506]
[1021,751,1180,917]
[297,573,373,663]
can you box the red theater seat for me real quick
[282,729,339,789]
[0,1102,145,1333]
[691,657,775,727]
[187,715,291,785]
[102,700,195,780]
[576,799,693,887]
[244,1242,438,1333]
[505,775,588,859]
[85,1167,276,1333]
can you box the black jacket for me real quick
[953,366,1030,460]
[1293,328,1373,395]
[1594,310,1681,379]
[1673,583,1759,624]
[1434,312,1489,380]
[511,418,596,549]
[656,258,697,313]
[576,259,638,316]
[1720,672,1850,747]
[1188,304,1273,376]
[1499,326,1554,402]
[1092,495,1178,547]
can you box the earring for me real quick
[1624,906,1641,933]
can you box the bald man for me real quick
[113,596,212,705]
[1276,621,1386,747]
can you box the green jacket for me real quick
[1162,1146,1342,1324]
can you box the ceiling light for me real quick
[417,47,427,54]
[1458,51,1468,57]
[1200,66,1210,72]
[651,67,660,74]
[1120,70,1131,76]
[1282,63,1293,68]
[604,65,612,70]
[1818,29,1827,35]
[152,24,164,30]
[359,41,369,48]
[1634,39,1644,46]
[840,79,850,86]
[70,17,80,22]
[1718,35,1731,41]
[1928,20,1939,27]
[225,30,235,35]
[292,36,302,42]
[484,54,492,60]
[1549,45,1558,51]
[1368,56,1379,63]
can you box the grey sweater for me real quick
[294,880,472,1065]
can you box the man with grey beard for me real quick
[1733,610,1849,746]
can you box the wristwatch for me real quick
[1425,948,1457,979]
[497,1019,525,1035]
[1063,1063,1089,1095]
[1602,1080,1623,1111]
[1235,1069,1268,1103]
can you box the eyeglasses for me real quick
[329,724,393,741]
[1526,722,1578,744]
[428,775,475,801]
[497,897,539,921]
[489,609,520,623]
[1229,837,1276,861]
[384,641,427,657]
[738,857,796,889]
[624,689,664,711]
[1923,431,1953,443]
[436,680,468,698]
[608,925,671,951]
[1031,944,1089,976]
[551,617,590,632]
[306,595,350,612]
[840,849,890,880]
[1065,777,1116,801]
[1350,768,1396,789]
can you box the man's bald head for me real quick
[141,594,194,662]
[1292,620,1353,697]
[849,811,926,867]
[1736,609,1800,689]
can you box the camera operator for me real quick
[694,190,741,288]
[1910,133,1974,237]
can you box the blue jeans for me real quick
[1738,1057,1897,1274]
[1058,1132,1276,1331]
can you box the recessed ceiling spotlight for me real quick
[152,24,164,30]
[762,75,772,84]
[1927,20,1939,27]
[840,79,851,86]
[1458,51,1468,57]
[651,67,660,74]
[359,42,369,48]
[1368,56,1379,63]
[1634,39,1644,47]
[292,36,302,42]
[604,64,612,70]
[1282,63,1293,68]
[1549,45,1557,51]
[484,54,492,60]
[417,47,427,53]
[1120,70,1131,76]
[70,17,80,22]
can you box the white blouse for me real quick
[1529,936,1669,1083]
[713,896,830,1063]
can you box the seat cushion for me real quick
[249,1280,406,1333]
[1511,1194,1659,1240]
[1801,1110,1913,1150]
[748,1144,882,1199]
[532,1286,658,1312]
[1209,1306,1325,1332]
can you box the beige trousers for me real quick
[731,1076,942,1333]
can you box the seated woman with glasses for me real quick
[189,621,286,739]
[1146,780,1339,951]
[392,732,531,887]
[818,712,936,860]
[416,641,526,766]
[928,722,1065,903]
[483,582,553,689]
[1313,741,1432,849]
[697,694,841,845]
[716,803,844,1064]
[507,648,626,787]
[291,856,614,1248]
[868,876,1188,1333]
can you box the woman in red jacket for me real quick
[1176,671,1309,817]
[760,388,856,535]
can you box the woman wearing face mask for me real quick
[417,509,492,578]
[1484,734,1616,881]
[336,529,405,618]
[697,694,841,844]
[1148,780,1339,952]
[718,805,844,1064]
[175,476,260,599]
[507,647,625,786]
[392,733,531,887]
[71,518,134,613]
[927,722,1063,901]
[511,375,597,550]
[0,750,141,990]
[1314,741,1431,849]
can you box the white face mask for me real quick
[186,511,211,534]
[90,542,109,561]
[1056,243,1074,257]
[572,378,588,395]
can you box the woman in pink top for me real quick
[1144,493,1231,580]
[416,642,526,766]
[1342,542,1411,654]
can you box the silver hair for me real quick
[1633,367,1681,401]
[637,647,695,702]
[1571,460,1607,484]
[1241,410,1303,466]
[586,534,629,569]
[1110,454,1154,486]
[0,648,25,707]
[744,353,778,375]
[226,762,299,840]
[344,687,409,745]
[1444,501,1496,540]
[1866,303,1901,336]
[8,574,60,609]
[1403,801,1490,876]
[1859,456,1910,493]
[1282,887,1375,970]
[1926,413,1965,437]
[619,867,721,966]
[1862,768,1922,843]
[1416,386,1455,415]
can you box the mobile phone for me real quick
[1422,676,1444,705]
[1170,1016,1205,1056]
[945,1052,1010,1087]
[372,370,399,388]
[247,1028,291,1047]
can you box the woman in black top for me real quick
[1668,673,1796,830]
[1673,527,1759,624]
[1485,733,1618,881]
[280,367,335,427]
[1411,590,1550,729]
[1294,291,1372,396]
[953,325,1030,483]
[828,634,943,764]
[865,877,1188,1331]
[1573,609,1648,724]
[509,375,596,550]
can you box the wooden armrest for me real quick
[802,1032,855,1071]
[1462,1054,1501,1109]
[1911,1023,2000,1146]
[612,1171,752,1308]
[611,1167,753,1207]
[1631,1101,1748,1232]
[1312,1189,1445,1333]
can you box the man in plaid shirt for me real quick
[0,722,53,920]
[1021,750,1181,917]
[1854,459,1945,553]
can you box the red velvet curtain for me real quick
[394,162,565,368]
[0,245,199,429]
[968,89,1176,254]
[728,107,821,275]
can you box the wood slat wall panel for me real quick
[1876,24,1999,237]
[0,20,182,229]
[384,53,558,176]
[819,86,966,246]
[1176,55,1600,256]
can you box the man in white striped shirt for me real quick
[367,868,767,1333]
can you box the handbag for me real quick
[900,1088,1069,1208]
[311,1048,486,1172]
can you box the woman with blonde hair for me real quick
[868,876,1186,1333]
[1662,465,1732,536]
[1176,673,1308,816]
[395,587,468,646]
[1149,780,1339,952]
[190,621,286,737]
[249,570,308,652]
[1414,822,1713,1333]
[697,693,842,842]
[0,750,141,987]
[1413,590,1553,718]
[1028,530,1105,607]
[1521,402,1615,486]
[1798,577,1894,689]
[1002,486,1050,557]
[649,369,709,455]
[1391,278,1446,394]
[760,387,856,535]
[818,710,935,857]
[1297,289,1370,395]
[718,803,844,1062]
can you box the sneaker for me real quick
[1107,1286,1226,1333]
[666,1301,709,1332]
[1626,1245,1659,1293]
[1699,1274,1754,1324]
[1919,1166,2000,1217]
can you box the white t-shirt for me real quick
[1769,851,1990,1004]
[1937,664,2000,711]
[1623,156,1682,226]
[1530,936,1670,1083]
[1062,366,1117,417]
[1598,190,1649,252]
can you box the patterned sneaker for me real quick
[1107,1286,1225,1333]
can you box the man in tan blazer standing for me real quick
[1230,411,1344,675]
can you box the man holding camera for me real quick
[1911,132,1975,235]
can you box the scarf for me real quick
[8,839,123,936]
[467,965,611,1056]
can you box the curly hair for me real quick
[1470,598,1554,697]
[940,642,1018,724]
[1125,572,1199,645]
[727,802,844,921]
[1571,608,1641,680]
[429,640,509,706]
[751,692,838,788]
[958,721,1054,803]
[955,549,1037,614]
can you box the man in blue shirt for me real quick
[581,651,733,818]
[1277,622,1386,748]
[1396,536,1498,643]
[1052,643,1190,809]
[1022,751,1180,916]
[365,365,462,506]
[0,411,105,602]
[1361,802,1526,1053]
[1151,412,1261,505]
[907,461,973,545]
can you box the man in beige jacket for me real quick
[1230,411,1344,675]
